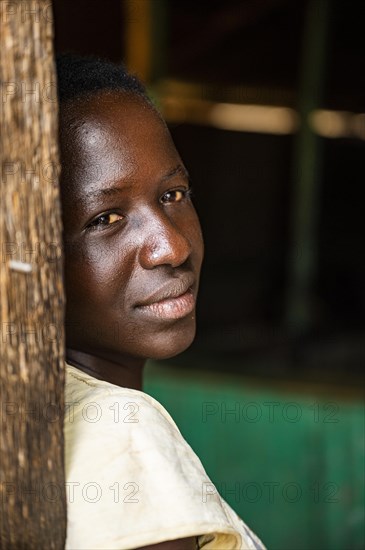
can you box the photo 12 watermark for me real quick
[0,1,53,23]
[1,399,140,425]
[201,400,340,424]
[1,480,140,504]
[202,480,340,504]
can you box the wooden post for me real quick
[124,0,168,83]
[0,1,66,547]
[285,0,330,334]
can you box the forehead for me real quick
[59,91,180,196]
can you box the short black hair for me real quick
[56,53,151,105]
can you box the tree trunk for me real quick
[0,1,66,547]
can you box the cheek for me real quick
[64,238,132,312]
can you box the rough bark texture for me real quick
[0,1,66,547]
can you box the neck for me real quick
[65,348,145,391]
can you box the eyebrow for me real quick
[83,164,190,202]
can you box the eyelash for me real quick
[86,186,194,232]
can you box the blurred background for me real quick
[53,1,364,548]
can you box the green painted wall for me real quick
[144,360,364,550]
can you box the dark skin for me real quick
[59,91,204,550]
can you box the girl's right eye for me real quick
[87,212,124,231]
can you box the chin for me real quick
[145,322,196,360]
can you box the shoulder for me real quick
[64,362,204,488]
[64,362,182,444]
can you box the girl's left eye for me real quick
[87,212,124,230]
[160,187,193,204]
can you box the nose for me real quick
[138,212,192,269]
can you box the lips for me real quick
[134,274,197,321]
[135,273,196,307]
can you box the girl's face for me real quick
[60,91,204,363]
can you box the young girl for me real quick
[57,54,265,550]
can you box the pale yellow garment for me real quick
[64,362,266,550]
